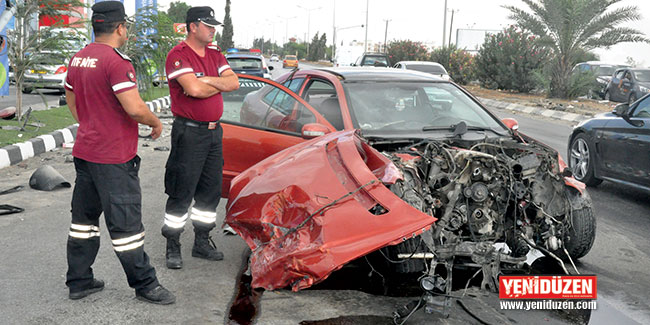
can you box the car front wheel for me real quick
[561,190,596,260]
[569,133,603,186]
[628,92,637,104]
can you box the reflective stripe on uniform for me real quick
[65,81,73,90]
[168,68,193,79]
[218,65,231,75]
[112,81,136,92]
[112,231,145,252]
[69,223,100,239]
[190,207,217,224]
[69,231,100,239]
[164,213,188,229]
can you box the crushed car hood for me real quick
[225,130,437,290]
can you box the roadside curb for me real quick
[0,96,171,169]
[478,97,593,124]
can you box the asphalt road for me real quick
[0,61,648,324]
[0,85,63,112]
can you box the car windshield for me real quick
[285,56,297,60]
[344,81,505,135]
[227,58,262,69]
[406,64,447,75]
[594,65,615,76]
[633,70,650,82]
[363,56,388,66]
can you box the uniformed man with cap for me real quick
[64,1,175,304]
[161,6,239,269]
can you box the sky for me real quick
[123,0,650,66]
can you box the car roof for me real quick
[396,61,444,66]
[225,53,262,59]
[577,61,629,67]
[302,67,445,82]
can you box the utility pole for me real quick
[297,5,321,54]
[364,0,369,52]
[383,19,391,53]
[277,15,297,46]
[442,0,448,48]
[332,0,336,61]
[449,9,458,47]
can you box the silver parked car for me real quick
[393,60,450,81]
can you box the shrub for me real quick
[474,26,548,92]
[387,40,429,64]
[430,44,475,85]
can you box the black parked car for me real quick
[603,68,650,104]
[568,93,650,190]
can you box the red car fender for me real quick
[226,130,436,291]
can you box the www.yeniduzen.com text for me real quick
[500,300,597,310]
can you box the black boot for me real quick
[166,236,182,269]
[192,230,224,261]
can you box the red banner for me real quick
[499,275,597,299]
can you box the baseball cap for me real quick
[91,1,128,23]
[186,6,221,28]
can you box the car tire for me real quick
[569,133,603,186]
[561,190,596,260]
[22,87,33,94]
[628,92,637,105]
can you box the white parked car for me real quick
[393,61,450,81]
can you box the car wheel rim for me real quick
[570,138,590,180]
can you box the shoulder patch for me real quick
[114,48,131,61]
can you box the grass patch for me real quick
[0,86,169,147]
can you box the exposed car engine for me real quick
[369,137,595,321]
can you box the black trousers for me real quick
[162,118,223,237]
[66,156,158,293]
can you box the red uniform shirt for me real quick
[165,42,231,122]
[64,43,139,164]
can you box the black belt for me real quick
[174,116,220,130]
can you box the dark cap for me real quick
[92,1,127,23]
[186,6,221,27]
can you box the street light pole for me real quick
[364,0,369,52]
[442,0,448,47]
[297,5,322,54]
[383,19,391,53]
[277,15,297,46]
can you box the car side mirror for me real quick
[501,118,519,132]
[613,103,629,116]
[301,123,331,139]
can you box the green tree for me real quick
[505,0,649,98]
[166,1,189,23]
[475,26,548,92]
[8,0,85,120]
[430,45,475,85]
[387,40,429,63]
[220,0,234,49]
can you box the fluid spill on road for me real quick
[226,249,264,325]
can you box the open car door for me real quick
[220,74,335,197]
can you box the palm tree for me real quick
[505,0,648,98]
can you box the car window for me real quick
[594,65,615,77]
[632,96,650,118]
[222,76,316,134]
[303,79,344,130]
[406,64,447,75]
[285,55,297,60]
[362,55,388,66]
[227,57,262,69]
[615,70,626,79]
[344,81,504,133]
[633,70,650,82]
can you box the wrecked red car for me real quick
[220,70,596,320]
